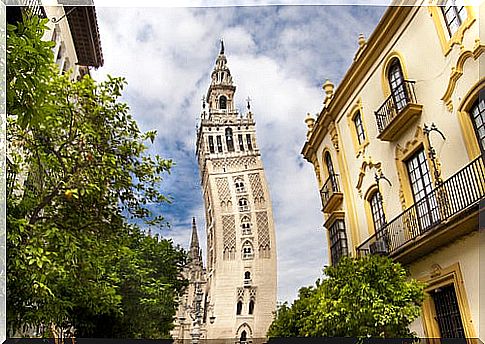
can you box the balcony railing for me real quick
[374,80,422,141]
[320,174,342,212]
[357,156,485,257]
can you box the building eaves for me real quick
[62,3,104,68]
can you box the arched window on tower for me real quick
[220,96,227,110]
[240,330,247,344]
[226,128,234,152]
[236,301,243,315]
[248,300,255,315]
[244,271,251,280]
[241,216,251,236]
[235,178,245,193]
[242,241,253,260]
[239,198,249,212]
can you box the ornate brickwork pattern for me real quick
[222,215,236,260]
[256,211,271,258]
[237,287,245,300]
[216,177,230,202]
[249,173,265,208]
[212,157,257,172]
[249,287,257,300]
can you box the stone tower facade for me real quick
[195,41,277,342]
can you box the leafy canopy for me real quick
[267,255,425,339]
[7,14,187,338]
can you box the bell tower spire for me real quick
[206,41,236,115]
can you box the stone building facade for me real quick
[302,2,483,341]
[172,42,277,343]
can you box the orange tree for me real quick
[267,255,425,339]
[7,15,187,338]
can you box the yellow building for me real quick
[302,2,484,340]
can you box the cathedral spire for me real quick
[189,217,202,267]
[190,217,199,250]
[220,38,224,55]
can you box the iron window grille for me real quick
[432,284,465,338]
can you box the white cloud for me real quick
[92,5,385,303]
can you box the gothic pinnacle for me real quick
[220,38,225,55]
[190,217,199,250]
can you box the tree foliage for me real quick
[7,14,187,338]
[267,255,425,339]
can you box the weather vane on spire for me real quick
[220,38,224,54]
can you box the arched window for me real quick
[220,96,227,109]
[325,152,338,192]
[387,58,407,112]
[226,127,234,152]
[239,198,249,212]
[236,301,243,315]
[469,95,485,155]
[235,178,245,193]
[242,241,253,260]
[240,330,247,343]
[244,271,251,280]
[248,300,255,315]
[241,216,251,235]
[369,191,386,232]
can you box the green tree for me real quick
[7,14,187,338]
[267,255,425,339]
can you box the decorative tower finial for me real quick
[220,38,224,55]
[246,96,251,110]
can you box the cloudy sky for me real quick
[92,3,386,303]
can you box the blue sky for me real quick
[92,4,386,303]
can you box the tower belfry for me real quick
[195,41,277,342]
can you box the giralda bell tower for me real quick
[195,40,277,342]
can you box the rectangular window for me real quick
[246,134,253,151]
[353,111,366,145]
[441,1,467,37]
[238,134,244,151]
[216,135,223,153]
[208,136,215,153]
[328,220,348,266]
[431,284,465,338]
[406,148,440,230]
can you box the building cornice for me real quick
[302,6,414,162]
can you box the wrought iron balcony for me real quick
[320,174,343,213]
[374,80,423,141]
[357,156,485,259]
